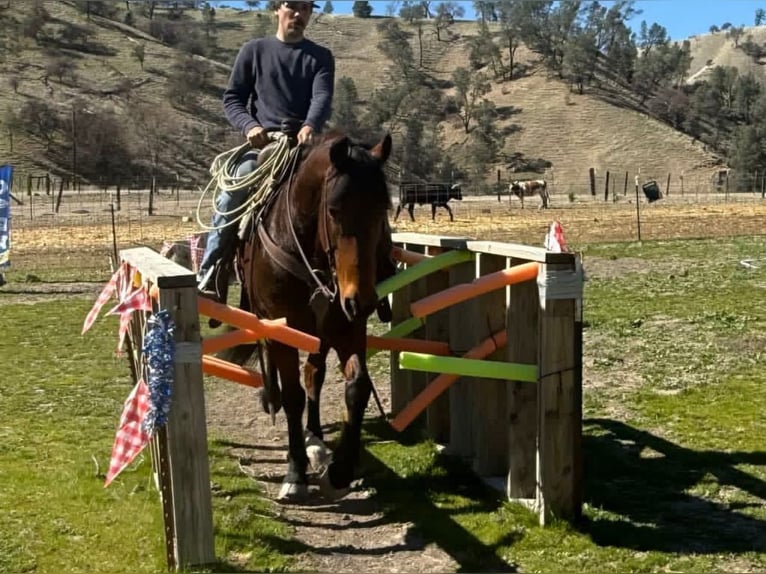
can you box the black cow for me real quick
[393,182,463,222]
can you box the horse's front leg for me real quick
[304,345,329,440]
[319,332,372,500]
[445,203,454,222]
[269,341,310,503]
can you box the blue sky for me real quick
[224,1,766,41]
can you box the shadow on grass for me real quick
[583,418,766,554]
[212,416,518,572]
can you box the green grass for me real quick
[2,235,766,572]
[0,299,291,574]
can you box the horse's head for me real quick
[449,183,463,201]
[322,133,393,322]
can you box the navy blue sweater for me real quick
[222,36,335,136]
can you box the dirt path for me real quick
[204,356,461,573]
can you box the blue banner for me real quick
[0,164,12,269]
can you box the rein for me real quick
[256,142,338,303]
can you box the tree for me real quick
[323,0,333,15]
[245,0,259,9]
[756,8,766,26]
[709,24,719,34]
[352,1,372,17]
[469,19,502,77]
[726,25,745,47]
[434,1,464,41]
[452,67,490,132]
[330,77,360,136]
[735,71,761,122]
[562,29,598,94]
[729,124,766,188]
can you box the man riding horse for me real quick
[197,0,332,299]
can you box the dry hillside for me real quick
[0,2,726,190]
[685,25,766,84]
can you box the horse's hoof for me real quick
[306,434,332,472]
[318,468,351,502]
[277,481,309,503]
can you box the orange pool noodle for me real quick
[410,261,538,319]
[390,330,508,432]
[202,355,263,389]
[201,329,261,355]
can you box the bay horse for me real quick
[234,130,395,503]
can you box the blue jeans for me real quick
[197,151,260,288]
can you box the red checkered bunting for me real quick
[82,264,125,335]
[107,286,154,352]
[104,378,151,487]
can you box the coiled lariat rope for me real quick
[195,133,297,232]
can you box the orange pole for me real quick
[391,246,430,266]
[202,329,261,355]
[196,297,320,353]
[410,262,538,319]
[367,335,450,356]
[150,285,320,352]
[390,330,507,432]
[202,355,263,389]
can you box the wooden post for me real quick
[506,257,539,504]
[55,177,65,213]
[535,258,582,525]
[603,171,610,202]
[448,256,477,460]
[424,245,451,444]
[148,177,155,216]
[635,181,642,241]
[119,247,215,570]
[666,173,671,196]
[588,168,596,196]
[471,253,509,476]
[389,243,425,416]
[623,171,628,196]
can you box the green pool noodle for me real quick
[376,249,475,299]
[399,352,538,383]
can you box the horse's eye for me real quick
[328,206,341,221]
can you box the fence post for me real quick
[447,256,477,460]
[389,242,425,417]
[471,253,509,476]
[506,257,539,504]
[588,168,596,197]
[119,248,215,570]
[535,257,582,525]
[424,246,451,443]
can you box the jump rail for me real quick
[386,232,584,526]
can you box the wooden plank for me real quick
[158,285,215,568]
[408,244,430,429]
[465,241,573,264]
[389,243,424,416]
[391,232,469,250]
[536,262,580,525]
[447,258,477,460]
[424,246,451,444]
[506,257,539,501]
[471,253,509,476]
[121,247,197,288]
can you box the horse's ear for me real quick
[329,137,351,171]
[370,133,392,164]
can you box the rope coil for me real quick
[195,134,297,232]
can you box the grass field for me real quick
[1,216,765,572]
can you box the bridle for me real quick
[255,140,339,304]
